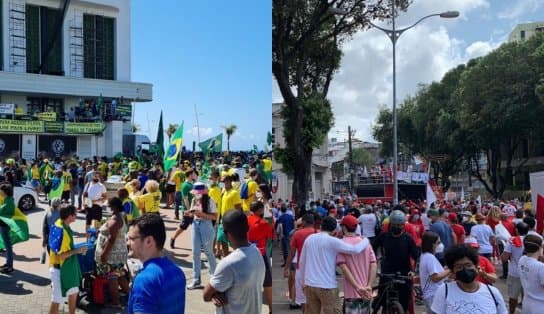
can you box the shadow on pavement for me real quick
[0,269,50,295]
[164,251,193,269]
[14,252,40,263]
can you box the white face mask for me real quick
[462,216,469,223]
[435,242,444,254]
[256,192,263,199]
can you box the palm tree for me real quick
[222,124,237,153]
[165,123,179,140]
[132,123,141,133]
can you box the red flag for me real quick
[536,194,544,235]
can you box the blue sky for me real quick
[131,1,271,151]
[272,0,544,142]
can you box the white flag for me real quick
[477,195,482,210]
[427,183,437,210]
[460,187,465,201]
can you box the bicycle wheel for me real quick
[387,301,405,314]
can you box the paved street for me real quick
[0,198,266,314]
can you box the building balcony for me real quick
[0,118,105,135]
[0,71,152,102]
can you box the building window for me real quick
[536,27,544,33]
[271,127,276,146]
[520,30,526,40]
[84,14,115,80]
[27,97,64,120]
[26,5,63,75]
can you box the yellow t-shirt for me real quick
[241,179,259,212]
[263,158,272,172]
[62,171,72,191]
[172,170,185,192]
[31,167,40,180]
[125,182,134,196]
[138,191,162,213]
[209,184,222,213]
[221,188,241,217]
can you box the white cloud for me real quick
[187,126,213,137]
[498,0,542,20]
[465,41,499,59]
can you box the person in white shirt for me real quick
[82,171,107,233]
[358,205,377,240]
[523,216,543,240]
[518,234,544,314]
[501,222,528,314]
[431,244,507,314]
[419,231,450,313]
[470,213,495,259]
[298,216,369,314]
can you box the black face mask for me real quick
[455,268,477,283]
[391,226,403,235]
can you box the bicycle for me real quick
[371,272,412,314]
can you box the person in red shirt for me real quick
[464,236,497,285]
[448,213,466,245]
[283,213,317,310]
[247,201,274,313]
[407,209,424,247]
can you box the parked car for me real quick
[14,183,37,211]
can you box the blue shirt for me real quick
[277,213,295,237]
[128,256,186,314]
[430,220,453,258]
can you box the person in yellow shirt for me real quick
[61,165,72,204]
[30,162,41,193]
[262,155,273,186]
[172,165,186,220]
[216,174,242,257]
[208,170,222,257]
[137,180,161,214]
[241,169,259,213]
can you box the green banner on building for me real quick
[116,104,132,117]
[0,120,44,133]
[64,122,104,134]
[44,121,64,133]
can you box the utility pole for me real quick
[348,126,354,194]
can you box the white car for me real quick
[14,183,38,211]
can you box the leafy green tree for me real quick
[221,124,237,153]
[352,148,374,169]
[273,0,411,206]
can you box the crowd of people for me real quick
[0,152,276,314]
[273,196,544,314]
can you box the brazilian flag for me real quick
[164,123,184,172]
[199,133,223,155]
[0,197,29,249]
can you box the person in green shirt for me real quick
[169,168,197,248]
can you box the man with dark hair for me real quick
[432,244,507,313]
[48,205,87,314]
[169,168,197,248]
[523,216,542,240]
[298,216,370,314]
[204,210,265,314]
[247,200,274,313]
[127,214,186,314]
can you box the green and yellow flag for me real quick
[164,122,184,172]
[0,199,29,249]
[199,133,223,155]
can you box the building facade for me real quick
[271,102,332,202]
[0,0,152,160]
[508,21,544,42]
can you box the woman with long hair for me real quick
[187,182,218,290]
[419,231,450,313]
[518,235,544,314]
[486,206,502,263]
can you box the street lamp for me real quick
[330,4,459,205]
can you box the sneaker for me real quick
[170,238,175,249]
[289,304,301,310]
[0,267,13,274]
[187,281,202,290]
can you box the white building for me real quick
[272,102,332,201]
[508,21,544,42]
[0,0,152,160]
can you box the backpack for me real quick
[240,180,253,199]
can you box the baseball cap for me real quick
[340,215,359,229]
[448,212,458,221]
[464,236,480,249]
[428,209,440,217]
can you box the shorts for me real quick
[263,255,272,288]
[61,191,70,201]
[165,184,176,194]
[507,276,522,299]
[85,204,103,226]
[295,267,306,305]
[216,223,228,244]
[31,179,40,188]
[344,298,372,314]
[178,215,194,230]
[50,267,79,303]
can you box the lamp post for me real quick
[330,4,459,205]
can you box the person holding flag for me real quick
[164,123,184,174]
[0,183,30,273]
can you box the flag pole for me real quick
[194,104,201,150]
